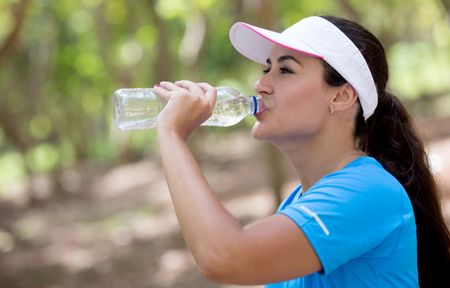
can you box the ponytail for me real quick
[321,15,450,287]
[359,91,450,287]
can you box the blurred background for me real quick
[0,0,449,287]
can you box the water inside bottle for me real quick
[203,97,251,127]
[113,90,163,130]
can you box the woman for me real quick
[153,16,450,287]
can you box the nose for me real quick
[254,74,273,96]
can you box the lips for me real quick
[256,99,269,116]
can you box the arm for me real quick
[155,81,322,284]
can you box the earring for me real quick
[329,106,335,115]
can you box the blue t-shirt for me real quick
[266,156,418,288]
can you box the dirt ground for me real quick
[0,131,449,288]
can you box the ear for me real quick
[330,83,358,113]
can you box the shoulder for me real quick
[299,156,410,219]
[327,156,399,185]
[315,156,405,199]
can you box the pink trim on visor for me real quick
[237,22,323,61]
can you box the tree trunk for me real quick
[0,0,32,150]
[148,0,173,83]
[0,0,31,65]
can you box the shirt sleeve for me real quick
[278,167,406,274]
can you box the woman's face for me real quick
[252,46,335,143]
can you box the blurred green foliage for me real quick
[0,0,449,193]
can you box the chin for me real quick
[251,122,270,141]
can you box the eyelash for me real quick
[262,67,293,74]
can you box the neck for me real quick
[274,130,365,193]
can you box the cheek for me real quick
[282,85,328,120]
[276,86,329,130]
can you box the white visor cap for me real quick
[229,16,378,119]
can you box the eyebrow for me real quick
[266,55,302,66]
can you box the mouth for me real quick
[255,100,269,118]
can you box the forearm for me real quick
[157,129,243,267]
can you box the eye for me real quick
[262,67,271,74]
[280,67,293,74]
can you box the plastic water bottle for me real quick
[113,86,260,130]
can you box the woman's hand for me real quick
[153,80,217,140]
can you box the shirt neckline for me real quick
[297,155,374,198]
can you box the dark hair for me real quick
[320,15,450,287]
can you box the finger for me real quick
[197,82,213,93]
[159,81,187,92]
[198,83,217,109]
[152,86,170,102]
[175,80,204,96]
